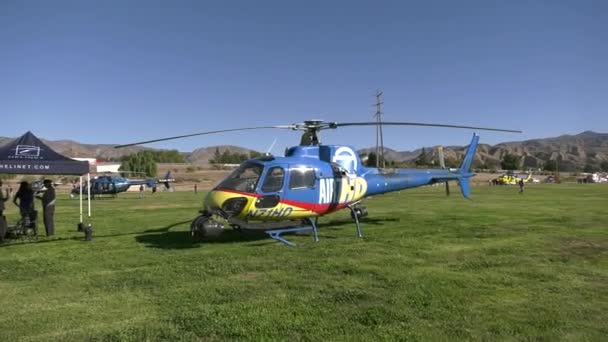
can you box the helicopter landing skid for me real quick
[265,218,319,247]
[347,203,367,238]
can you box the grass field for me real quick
[1,184,607,341]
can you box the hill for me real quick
[2,131,607,171]
[359,131,608,172]
[0,136,151,161]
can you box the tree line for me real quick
[209,148,263,164]
[117,148,608,177]
[362,150,608,172]
[119,150,185,177]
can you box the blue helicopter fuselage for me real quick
[203,135,478,222]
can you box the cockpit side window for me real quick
[289,168,315,189]
[216,162,263,193]
[261,166,285,193]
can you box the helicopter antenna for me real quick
[266,138,278,156]
[374,89,385,168]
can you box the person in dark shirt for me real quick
[13,181,34,217]
[36,180,56,237]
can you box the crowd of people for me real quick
[0,180,56,242]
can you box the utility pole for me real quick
[556,154,560,178]
[374,89,385,168]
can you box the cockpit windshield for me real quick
[215,162,264,193]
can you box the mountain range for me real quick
[2,131,607,172]
[360,131,608,171]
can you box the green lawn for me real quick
[1,184,607,341]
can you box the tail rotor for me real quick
[160,171,174,190]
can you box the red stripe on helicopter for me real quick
[279,198,349,214]
[216,189,349,214]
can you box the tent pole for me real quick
[79,176,83,223]
[87,173,91,220]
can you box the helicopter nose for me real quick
[203,191,224,211]
[220,197,249,215]
[204,191,250,216]
[203,192,220,209]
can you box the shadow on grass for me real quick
[0,219,194,247]
[135,229,271,249]
[322,217,400,230]
[94,219,194,238]
[1,217,400,249]
[133,220,355,249]
[0,236,82,247]
[133,217,403,250]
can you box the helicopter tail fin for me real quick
[458,133,479,173]
[455,133,479,199]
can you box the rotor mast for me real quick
[298,120,328,146]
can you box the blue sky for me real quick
[1,0,606,153]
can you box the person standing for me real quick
[518,178,525,194]
[194,184,198,194]
[0,180,8,242]
[139,185,145,199]
[0,180,8,216]
[13,181,34,218]
[36,180,56,237]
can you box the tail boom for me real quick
[361,134,479,198]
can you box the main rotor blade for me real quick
[335,121,522,133]
[114,126,293,148]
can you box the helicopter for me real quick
[70,171,174,198]
[116,120,521,245]
[492,171,535,185]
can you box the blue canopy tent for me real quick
[0,131,92,228]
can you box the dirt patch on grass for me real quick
[231,272,261,282]
[131,204,185,210]
[557,238,608,262]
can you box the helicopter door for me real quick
[287,165,318,212]
[255,166,285,209]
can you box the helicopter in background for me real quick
[70,171,174,198]
[492,171,535,185]
[116,120,520,245]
